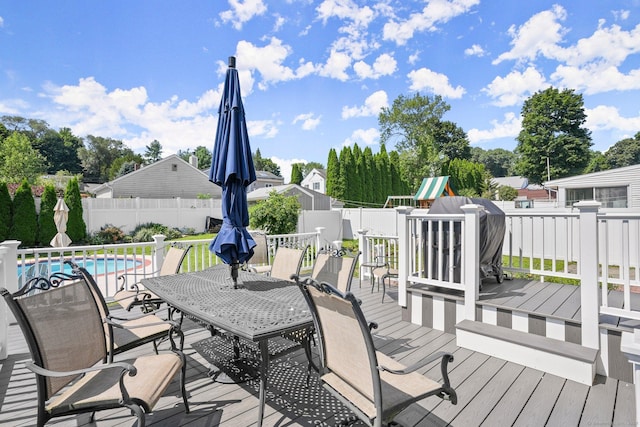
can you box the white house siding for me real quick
[546,164,640,208]
[301,169,326,194]
[94,155,221,199]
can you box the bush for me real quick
[96,224,126,243]
[131,222,182,242]
[249,190,300,235]
[64,177,86,242]
[498,185,518,201]
[38,184,58,246]
[0,182,11,241]
[10,179,38,247]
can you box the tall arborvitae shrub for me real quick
[64,177,86,242]
[38,184,58,246]
[10,179,38,247]
[0,181,12,241]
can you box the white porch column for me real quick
[152,234,166,275]
[461,205,482,321]
[575,201,600,350]
[395,207,413,307]
[315,227,325,252]
[0,240,20,360]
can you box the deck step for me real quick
[456,320,598,386]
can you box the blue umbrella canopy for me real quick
[209,56,257,268]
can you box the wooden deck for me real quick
[1,279,636,427]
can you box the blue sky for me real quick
[1,1,639,182]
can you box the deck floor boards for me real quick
[1,278,636,427]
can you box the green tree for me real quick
[379,93,451,188]
[497,185,518,201]
[515,87,592,184]
[64,177,86,242]
[338,146,356,206]
[301,161,324,177]
[584,151,610,174]
[443,158,486,196]
[38,184,58,246]
[253,149,281,176]
[109,153,144,180]
[326,148,339,197]
[10,179,38,247]
[144,139,163,164]
[471,147,517,177]
[249,190,301,234]
[604,132,640,169]
[0,181,12,240]
[33,128,83,174]
[432,120,471,160]
[0,132,46,183]
[78,135,135,182]
[290,163,303,185]
[388,151,406,195]
[362,147,375,202]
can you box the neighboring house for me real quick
[301,168,326,194]
[492,176,552,205]
[247,170,285,193]
[91,154,221,199]
[247,184,332,210]
[545,164,640,208]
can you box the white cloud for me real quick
[407,68,465,98]
[585,105,640,133]
[41,77,221,154]
[247,119,279,138]
[613,10,630,21]
[292,113,321,130]
[551,64,640,94]
[468,112,521,143]
[383,0,480,45]
[483,66,547,107]
[493,4,567,65]
[464,44,485,57]
[343,127,379,146]
[0,16,4,27]
[236,38,296,88]
[220,0,267,30]
[342,90,388,119]
[353,53,397,79]
[408,51,420,64]
[273,14,286,32]
[318,49,352,81]
[271,156,307,184]
[316,0,375,29]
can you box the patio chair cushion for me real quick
[269,246,308,281]
[47,353,182,416]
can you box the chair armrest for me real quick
[104,316,180,330]
[26,360,136,378]
[117,270,160,291]
[378,352,454,375]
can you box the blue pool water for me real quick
[18,257,142,278]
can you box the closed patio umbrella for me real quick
[50,198,72,247]
[209,56,257,288]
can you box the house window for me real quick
[172,164,178,172]
[313,182,320,191]
[566,186,627,208]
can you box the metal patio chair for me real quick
[1,276,189,427]
[254,245,309,281]
[114,243,191,312]
[296,280,457,427]
[308,249,359,293]
[68,263,185,360]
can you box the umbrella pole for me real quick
[231,260,239,289]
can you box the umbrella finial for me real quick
[228,56,236,68]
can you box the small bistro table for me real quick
[142,265,314,427]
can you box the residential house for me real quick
[247,184,332,210]
[301,168,326,194]
[91,154,221,199]
[247,170,285,193]
[492,176,553,208]
[545,163,640,208]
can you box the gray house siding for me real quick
[94,155,221,199]
[546,164,640,208]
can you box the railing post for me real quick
[0,240,20,360]
[315,227,325,252]
[153,234,166,275]
[461,205,482,321]
[395,207,413,307]
[575,201,600,350]
[358,229,368,280]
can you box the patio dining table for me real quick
[141,265,314,427]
